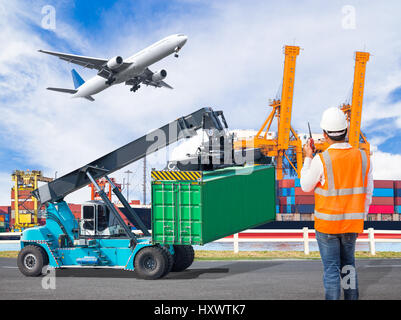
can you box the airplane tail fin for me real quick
[71,69,85,89]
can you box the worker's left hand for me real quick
[303,139,314,159]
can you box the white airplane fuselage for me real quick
[72,34,187,98]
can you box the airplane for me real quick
[39,34,188,101]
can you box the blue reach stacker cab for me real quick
[17,107,237,279]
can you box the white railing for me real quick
[2,228,401,255]
[0,232,21,237]
[213,228,401,255]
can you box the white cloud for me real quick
[0,173,12,206]
[371,151,401,180]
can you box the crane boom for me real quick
[278,46,300,150]
[234,45,302,180]
[33,107,227,204]
[313,51,370,154]
[348,51,370,149]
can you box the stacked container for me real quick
[0,206,11,232]
[68,203,82,220]
[277,179,296,214]
[0,214,5,232]
[368,180,394,218]
[395,181,401,215]
[277,178,315,216]
[275,178,401,222]
[294,178,315,215]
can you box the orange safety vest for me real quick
[314,147,370,234]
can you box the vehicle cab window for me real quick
[97,205,110,232]
[82,205,94,231]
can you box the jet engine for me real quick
[152,69,167,82]
[106,56,123,69]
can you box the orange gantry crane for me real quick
[234,45,302,180]
[11,170,53,231]
[314,51,370,154]
[89,177,121,201]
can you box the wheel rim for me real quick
[23,254,37,270]
[142,255,157,271]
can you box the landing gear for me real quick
[174,46,181,58]
[130,84,141,92]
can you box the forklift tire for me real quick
[17,245,45,277]
[159,246,174,277]
[171,245,194,272]
[134,246,168,280]
[38,246,49,266]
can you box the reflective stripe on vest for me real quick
[315,149,368,198]
[315,186,366,196]
[314,211,365,221]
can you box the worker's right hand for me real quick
[303,139,314,159]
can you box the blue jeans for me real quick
[315,230,359,300]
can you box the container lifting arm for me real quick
[32,107,227,204]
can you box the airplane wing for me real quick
[47,87,77,94]
[140,68,173,89]
[153,80,173,89]
[38,49,131,73]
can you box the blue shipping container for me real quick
[285,205,296,213]
[286,197,295,205]
[280,188,295,197]
[395,189,401,197]
[373,188,394,197]
[279,205,296,213]
[395,206,401,214]
[294,178,301,188]
[297,204,315,214]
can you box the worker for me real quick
[301,107,373,300]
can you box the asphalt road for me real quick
[1,258,401,300]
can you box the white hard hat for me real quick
[320,107,347,132]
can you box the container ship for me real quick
[124,178,401,231]
[1,172,400,233]
[267,178,401,231]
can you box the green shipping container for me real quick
[151,165,276,245]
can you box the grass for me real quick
[0,251,19,258]
[2,250,401,260]
[194,250,401,260]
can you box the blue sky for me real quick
[1,0,401,204]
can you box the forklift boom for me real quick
[32,107,227,204]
